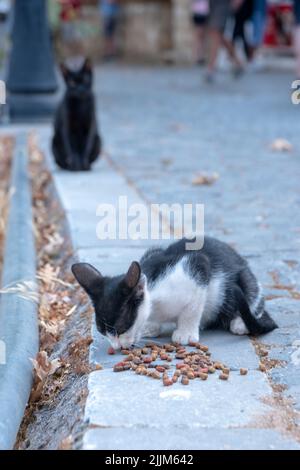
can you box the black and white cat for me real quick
[72,237,277,349]
[52,58,101,172]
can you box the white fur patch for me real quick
[142,321,162,338]
[107,333,121,350]
[119,285,151,348]
[147,259,207,344]
[250,282,263,317]
[200,273,226,329]
[230,317,249,335]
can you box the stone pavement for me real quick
[47,65,300,449]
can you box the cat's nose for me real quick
[108,336,121,350]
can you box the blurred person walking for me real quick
[59,0,82,56]
[293,0,300,78]
[206,0,244,83]
[250,0,267,65]
[190,0,210,65]
[232,0,254,62]
[99,0,120,60]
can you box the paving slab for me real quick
[46,66,300,449]
[85,369,271,430]
[90,328,259,371]
[83,427,300,451]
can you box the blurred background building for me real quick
[46,0,295,63]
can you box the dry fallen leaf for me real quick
[66,305,76,317]
[40,319,65,337]
[161,158,173,167]
[37,264,73,289]
[192,172,219,186]
[58,435,73,450]
[290,291,300,300]
[44,233,64,258]
[0,280,39,303]
[31,351,62,382]
[270,138,293,152]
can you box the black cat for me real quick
[52,59,101,171]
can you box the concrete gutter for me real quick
[0,133,39,449]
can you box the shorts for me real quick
[209,0,231,33]
[294,0,300,26]
[103,16,117,38]
[192,14,208,27]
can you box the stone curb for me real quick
[0,133,39,449]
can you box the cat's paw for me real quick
[230,317,249,336]
[172,329,199,345]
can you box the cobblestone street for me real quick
[48,65,300,449]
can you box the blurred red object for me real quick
[264,2,293,47]
[59,0,81,22]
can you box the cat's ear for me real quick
[82,58,92,72]
[72,263,103,298]
[124,261,141,289]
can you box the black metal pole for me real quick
[6,0,59,121]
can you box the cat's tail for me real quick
[234,285,278,335]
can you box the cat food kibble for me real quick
[108,347,115,355]
[151,371,161,380]
[181,376,189,385]
[163,378,173,387]
[110,341,248,386]
[259,362,267,372]
[143,356,152,364]
[219,373,229,381]
[199,372,208,381]
[214,362,223,370]
[113,365,124,372]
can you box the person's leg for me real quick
[232,9,252,61]
[192,14,208,64]
[222,35,244,69]
[206,0,229,78]
[294,25,300,78]
[103,16,117,58]
[207,28,222,74]
[196,24,207,63]
[232,12,241,44]
[294,0,300,78]
[251,0,267,61]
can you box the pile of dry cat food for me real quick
[109,341,249,387]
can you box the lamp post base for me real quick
[8,89,62,123]
[6,0,59,122]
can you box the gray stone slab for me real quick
[47,66,300,449]
[84,369,271,430]
[90,325,259,371]
[83,427,300,450]
[78,247,149,277]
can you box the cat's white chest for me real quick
[148,261,204,323]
